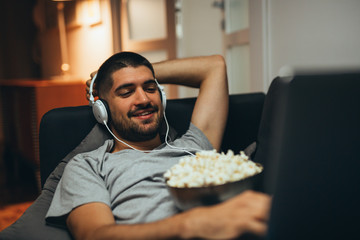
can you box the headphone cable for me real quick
[104,112,198,156]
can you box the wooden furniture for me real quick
[0,78,88,187]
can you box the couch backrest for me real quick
[253,76,292,194]
[39,93,265,188]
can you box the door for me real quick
[219,0,251,94]
[111,0,178,98]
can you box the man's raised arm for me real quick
[86,55,228,151]
[153,55,229,151]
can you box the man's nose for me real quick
[134,88,150,105]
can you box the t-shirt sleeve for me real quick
[45,147,111,227]
[173,123,214,151]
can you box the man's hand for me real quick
[181,190,271,239]
[86,71,97,101]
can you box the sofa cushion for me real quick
[0,124,110,240]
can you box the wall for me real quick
[249,0,266,93]
[178,0,223,58]
[12,0,359,95]
[0,0,41,144]
[177,0,223,98]
[39,0,114,80]
[177,0,267,95]
[266,0,360,86]
[0,0,40,79]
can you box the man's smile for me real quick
[134,111,153,116]
[129,107,158,121]
[132,110,155,119]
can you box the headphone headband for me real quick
[89,73,97,106]
[89,72,166,125]
[88,70,193,155]
[155,78,167,110]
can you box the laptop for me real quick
[254,71,360,240]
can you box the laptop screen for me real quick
[255,72,360,240]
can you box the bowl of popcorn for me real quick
[164,150,263,211]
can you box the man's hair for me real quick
[95,51,155,98]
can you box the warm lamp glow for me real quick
[61,63,70,72]
[77,0,101,26]
[52,0,71,79]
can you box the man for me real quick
[46,52,270,239]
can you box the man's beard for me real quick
[111,104,163,142]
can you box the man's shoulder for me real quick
[187,122,207,138]
[66,139,113,169]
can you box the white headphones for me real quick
[89,72,167,125]
[88,71,197,156]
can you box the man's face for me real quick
[106,66,164,142]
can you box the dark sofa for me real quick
[0,92,265,240]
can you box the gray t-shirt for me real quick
[46,123,212,226]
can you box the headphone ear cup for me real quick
[92,99,110,124]
[158,84,167,110]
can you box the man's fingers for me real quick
[243,219,268,236]
[86,78,92,87]
[250,193,272,221]
[90,71,97,78]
